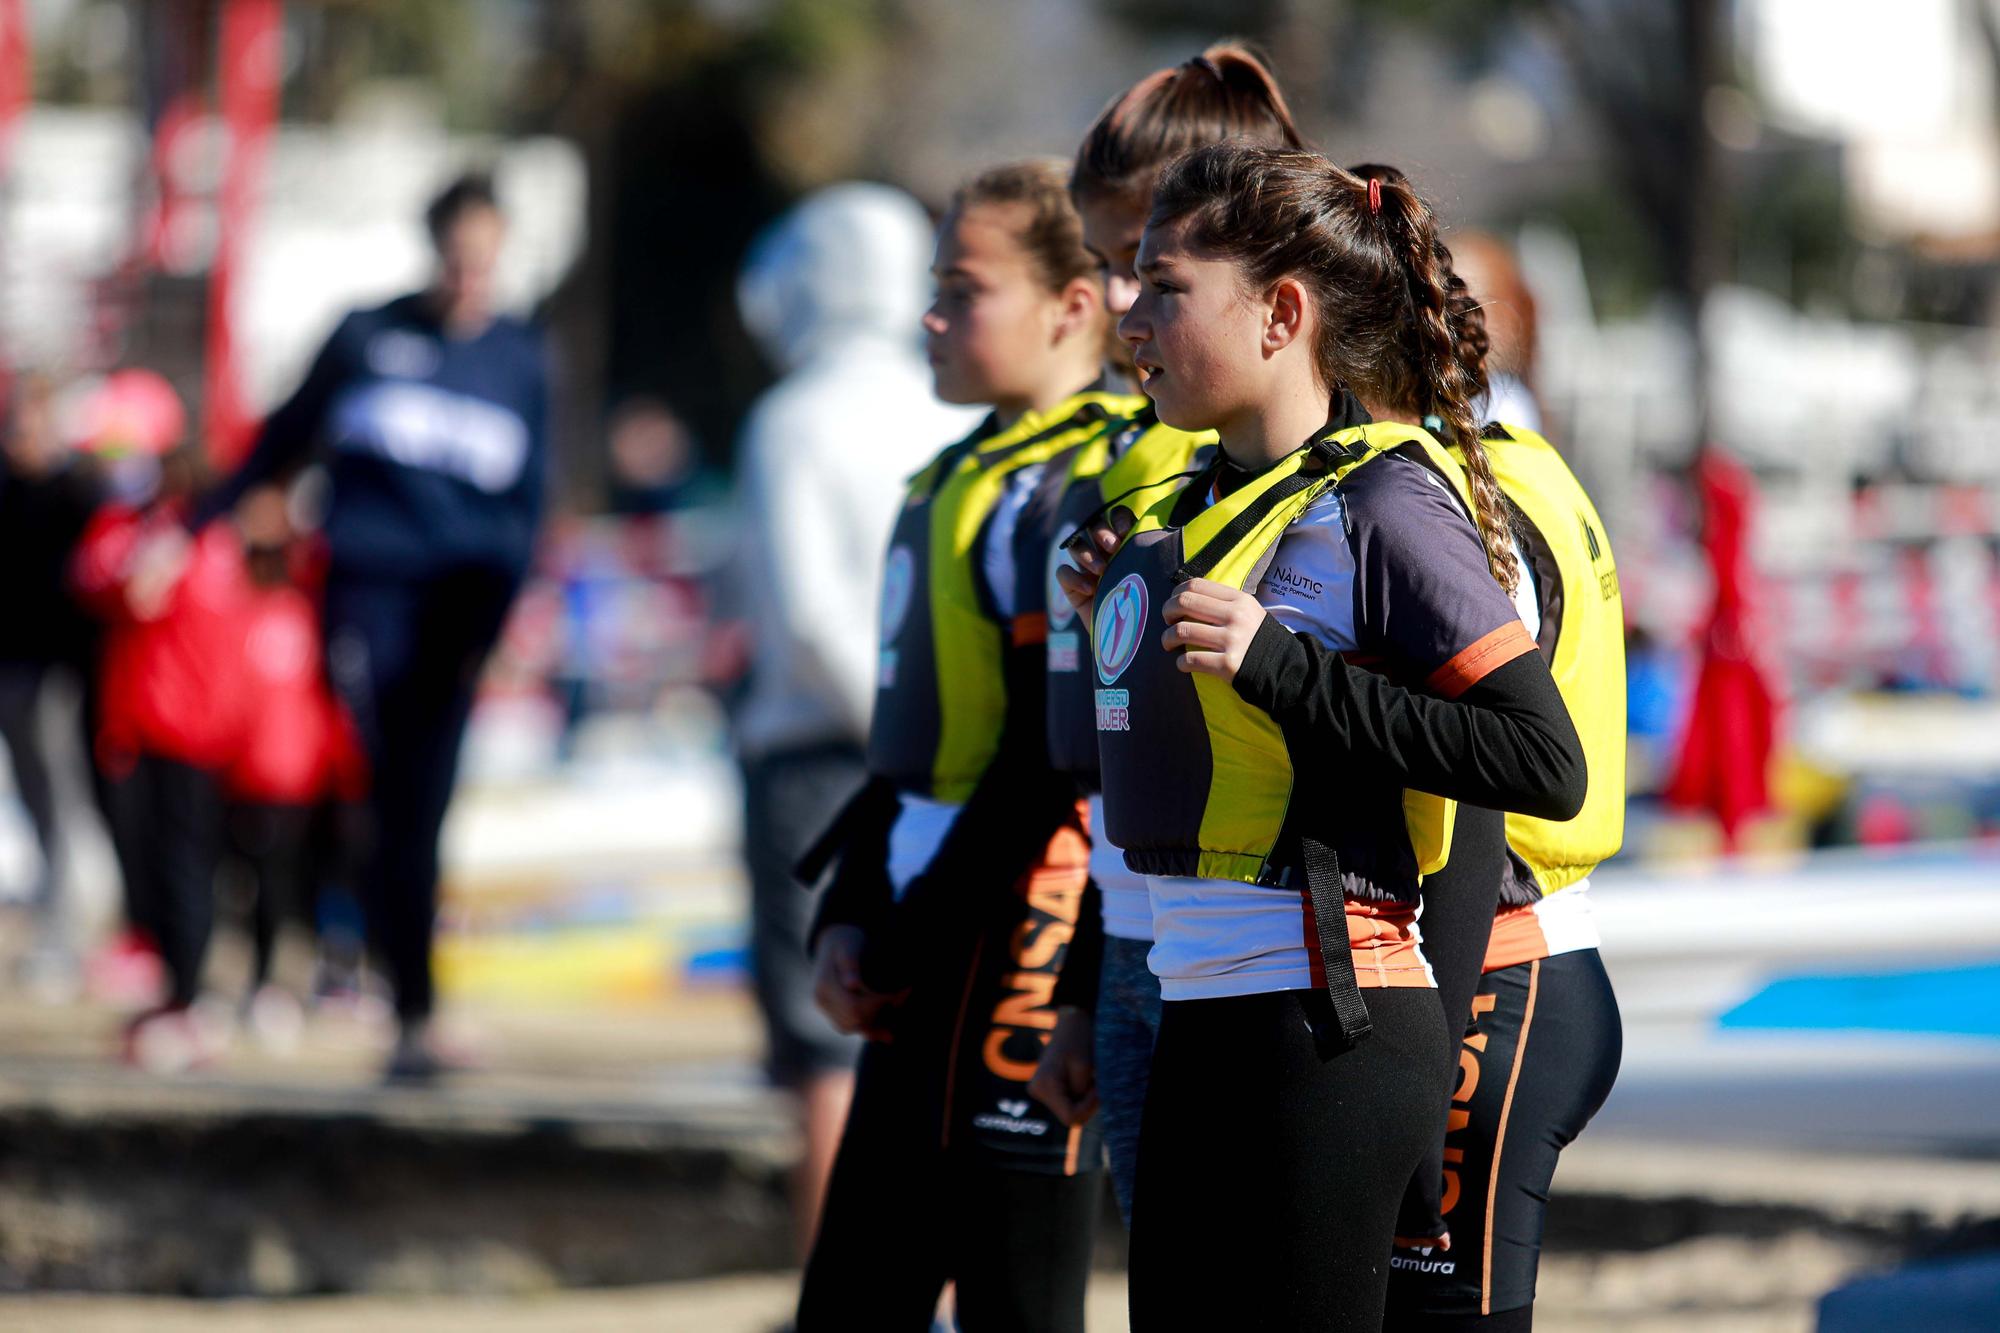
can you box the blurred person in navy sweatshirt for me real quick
[184,172,552,1082]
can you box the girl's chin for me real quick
[1146,386,1217,434]
[930,369,989,407]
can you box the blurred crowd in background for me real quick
[0,0,1998,1070]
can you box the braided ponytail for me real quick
[1354,165,1517,594]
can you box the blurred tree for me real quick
[1349,0,1726,451]
[1351,0,1726,312]
[519,0,905,496]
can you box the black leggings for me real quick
[105,755,225,1007]
[323,567,517,1024]
[225,802,318,988]
[1384,949,1622,1327]
[1130,986,1452,1332]
[0,662,58,910]
[797,1031,1099,1332]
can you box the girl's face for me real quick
[1077,189,1147,319]
[922,202,1071,408]
[1118,214,1273,433]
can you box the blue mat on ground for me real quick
[1720,962,2000,1038]
[1817,1252,2000,1331]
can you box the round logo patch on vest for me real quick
[1094,572,1147,685]
[880,545,915,646]
[1046,538,1076,632]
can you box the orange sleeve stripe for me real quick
[1011,612,1049,647]
[1425,621,1536,700]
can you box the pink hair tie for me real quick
[1367,178,1383,214]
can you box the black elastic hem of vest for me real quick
[1116,846,1420,908]
[1119,846,1287,887]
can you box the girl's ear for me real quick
[1265,276,1309,356]
[1053,275,1105,346]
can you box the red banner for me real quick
[0,0,27,174]
[1666,447,1780,851]
[204,0,282,467]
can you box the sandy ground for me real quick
[0,1256,1834,1332]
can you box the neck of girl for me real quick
[1216,372,1338,472]
[990,363,1103,434]
[1218,385,1427,472]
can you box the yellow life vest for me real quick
[1043,409,1214,781]
[1093,420,1476,892]
[867,389,1142,801]
[1455,422,1626,895]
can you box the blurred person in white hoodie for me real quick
[732,182,981,1260]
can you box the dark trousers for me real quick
[1130,987,1452,1332]
[0,661,59,909]
[740,743,868,1087]
[105,754,226,1006]
[1385,949,1622,1325]
[225,801,319,988]
[323,566,518,1024]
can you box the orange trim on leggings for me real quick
[1481,957,1540,1313]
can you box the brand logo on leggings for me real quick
[879,545,915,646]
[1390,1247,1456,1276]
[1094,572,1147,685]
[973,1096,1049,1137]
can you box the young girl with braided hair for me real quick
[1056,143,1584,1329]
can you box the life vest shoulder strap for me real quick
[1167,422,1420,584]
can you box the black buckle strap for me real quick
[1300,835,1374,1059]
[1304,432,1373,475]
[1057,463,1210,557]
[1168,430,1373,584]
[793,778,898,887]
[1173,468,1322,584]
[1167,454,1225,528]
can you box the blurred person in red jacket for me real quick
[69,376,253,1069]
[221,484,369,1045]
